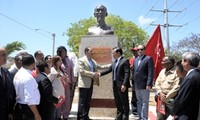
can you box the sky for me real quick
[0,0,200,57]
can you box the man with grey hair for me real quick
[88,4,114,35]
[173,52,200,120]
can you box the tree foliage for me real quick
[4,41,26,56]
[169,33,200,61]
[171,33,200,54]
[66,14,149,58]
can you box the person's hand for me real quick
[8,114,13,120]
[146,86,151,90]
[130,65,133,71]
[94,72,100,78]
[65,75,70,83]
[121,85,126,92]
[159,92,166,102]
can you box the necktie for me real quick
[1,68,5,82]
[113,59,118,81]
[89,59,95,72]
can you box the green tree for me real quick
[168,33,200,61]
[4,41,26,56]
[173,33,200,54]
[66,14,148,58]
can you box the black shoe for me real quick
[132,112,138,115]
[85,116,92,120]
[115,114,122,120]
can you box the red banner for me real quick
[146,24,165,81]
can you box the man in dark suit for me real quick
[133,45,154,120]
[0,48,16,120]
[9,55,22,81]
[100,47,130,120]
[9,51,28,81]
[129,46,138,116]
[35,61,59,120]
[173,52,200,120]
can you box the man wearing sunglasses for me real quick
[133,45,154,120]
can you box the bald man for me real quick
[0,48,16,120]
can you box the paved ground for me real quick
[69,87,157,120]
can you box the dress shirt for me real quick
[155,67,180,99]
[14,67,40,105]
[113,59,118,81]
[137,55,144,66]
[186,68,195,76]
[0,67,2,76]
[0,67,1,76]
[9,64,19,71]
[113,56,122,81]
[116,56,122,67]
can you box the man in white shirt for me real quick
[13,54,41,120]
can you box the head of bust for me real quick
[88,4,114,35]
[94,4,108,17]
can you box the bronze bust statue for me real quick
[88,4,114,35]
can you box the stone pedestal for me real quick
[79,35,118,117]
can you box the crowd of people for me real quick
[0,43,200,120]
[0,46,77,120]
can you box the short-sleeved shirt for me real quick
[14,67,40,105]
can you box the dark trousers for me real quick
[113,82,129,120]
[38,104,56,120]
[0,108,8,120]
[131,87,137,114]
[70,82,77,110]
[77,86,93,119]
[14,103,34,120]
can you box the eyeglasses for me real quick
[137,49,144,51]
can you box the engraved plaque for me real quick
[92,47,112,64]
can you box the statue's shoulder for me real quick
[88,25,114,35]
[88,26,100,35]
[88,26,98,31]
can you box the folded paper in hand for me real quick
[54,95,65,109]
[156,96,165,115]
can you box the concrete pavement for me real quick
[69,87,157,120]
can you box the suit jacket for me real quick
[173,69,200,120]
[0,67,16,119]
[78,56,107,88]
[133,55,154,89]
[9,66,18,81]
[35,73,58,120]
[100,57,130,88]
